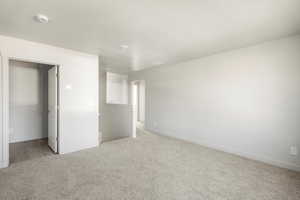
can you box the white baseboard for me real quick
[148,128,300,172]
[10,136,48,144]
[0,160,9,169]
[197,140,300,172]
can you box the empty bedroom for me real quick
[0,0,300,199]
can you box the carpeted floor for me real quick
[9,139,54,164]
[0,130,299,200]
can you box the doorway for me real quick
[8,60,59,163]
[131,80,145,137]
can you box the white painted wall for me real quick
[99,65,132,142]
[9,60,50,143]
[0,35,99,168]
[129,35,300,171]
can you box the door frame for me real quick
[2,56,61,167]
[130,81,138,138]
[129,80,146,137]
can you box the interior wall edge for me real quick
[0,50,3,165]
[1,53,9,169]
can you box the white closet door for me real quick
[48,66,58,153]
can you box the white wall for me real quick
[129,35,300,171]
[9,60,50,143]
[99,65,132,142]
[0,35,99,168]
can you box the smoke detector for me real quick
[120,45,129,50]
[34,14,49,23]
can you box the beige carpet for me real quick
[9,139,54,164]
[0,131,299,200]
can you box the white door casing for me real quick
[131,82,138,138]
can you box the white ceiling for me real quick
[0,0,300,72]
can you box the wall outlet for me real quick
[290,146,298,156]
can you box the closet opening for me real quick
[8,59,59,164]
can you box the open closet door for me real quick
[48,66,58,153]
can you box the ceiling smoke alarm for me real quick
[34,14,49,23]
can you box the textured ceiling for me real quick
[0,0,300,72]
